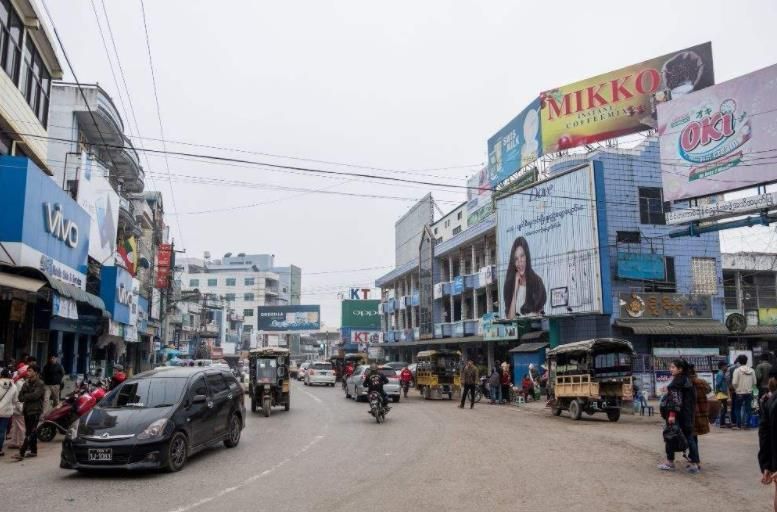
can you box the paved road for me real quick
[0,381,770,511]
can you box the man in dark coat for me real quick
[41,355,64,412]
[13,364,45,461]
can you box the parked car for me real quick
[384,361,410,377]
[345,365,400,403]
[60,367,245,473]
[297,362,311,381]
[305,361,336,386]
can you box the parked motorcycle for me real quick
[37,382,106,442]
[368,391,388,424]
[474,376,490,403]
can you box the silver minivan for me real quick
[345,365,401,403]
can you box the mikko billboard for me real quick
[257,305,321,331]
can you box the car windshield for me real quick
[102,377,188,408]
[256,358,278,380]
[312,363,332,370]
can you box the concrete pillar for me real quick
[735,271,743,311]
[472,244,478,320]
[56,330,63,358]
[448,255,454,323]
[85,335,92,375]
[72,335,79,377]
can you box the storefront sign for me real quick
[619,293,712,319]
[99,266,135,325]
[341,300,381,329]
[541,42,714,153]
[0,157,90,289]
[666,192,777,225]
[616,252,666,280]
[52,293,79,320]
[655,371,672,396]
[351,331,383,344]
[759,308,777,326]
[155,243,173,289]
[9,299,26,322]
[75,154,119,264]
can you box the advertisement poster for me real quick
[341,299,381,329]
[487,99,542,187]
[496,164,603,318]
[257,305,320,331]
[466,167,493,226]
[351,331,384,344]
[654,371,672,397]
[659,63,777,201]
[540,42,714,153]
[76,154,119,265]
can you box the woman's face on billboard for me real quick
[513,245,526,276]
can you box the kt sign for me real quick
[350,288,371,300]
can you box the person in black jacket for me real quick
[41,355,64,412]
[758,367,777,508]
[12,364,45,461]
[658,359,698,472]
[363,363,390,410]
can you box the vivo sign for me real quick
[44,203,80,248]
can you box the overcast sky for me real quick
[45,0,777,326]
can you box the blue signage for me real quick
[256,305,321,331]
[0,157,90,286]
[487,98,543,187]
[616,252,666,281]
[99,266,133,324]
[452,276,464,295]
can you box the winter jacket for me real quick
[0,378,18,417]
[399,369,412,383]
[18,378,45,416]
[756,361,773,390]
[714,370,728,394]
[759,394,777,473]
[462,366,478,386]
[500,371,511,386]
[42,362,65,386]
[691,377,711,436]
[667,375,696,432]
[732,365,757,395]
[488,370,501,387]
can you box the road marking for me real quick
[300,387,323,403]
[166,434,326,512]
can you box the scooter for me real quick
[368,391,389,424]
[400,380,411,398]
[37,382,106,442]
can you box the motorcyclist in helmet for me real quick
[363,362,390,410]
[110,365,127,390]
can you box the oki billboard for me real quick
[540,42,714,153]
[659,63,777,202]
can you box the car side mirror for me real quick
[192,394,207,404]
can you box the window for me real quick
[644,257,676,293]
[452,226,462,235]
[244,293,254,302]
[639,187,666,225]
[435,237,442,245]
[190,376,207,397]
[243,308,254,317]
[206,374,228,394]
[189,279,199,287]
[226,278,236,286]
[457,211,462,220]
[691,257,718,295]
[433,227,438,235]
[444,219,450,228]
[617,231,641,244]
[207,278,217,287]
[244,277,255,286]
[18,37,49,126]
[0,1,22,85]
[224,293,236,301]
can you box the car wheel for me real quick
[166,432,188,472]
[392,396,399,403]
[224,414,242,448]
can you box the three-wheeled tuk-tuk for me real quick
[248,347,291,417]
[547,338,634,422]
[415,350,461,400]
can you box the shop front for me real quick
[98,266,138,376]
[0,156,104,367]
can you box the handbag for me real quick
[663,423,688,453]
[715,391,728,401]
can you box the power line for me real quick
[138,0,186,250]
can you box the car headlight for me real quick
[67,420,80,439]
[136,419,169,440]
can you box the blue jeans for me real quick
[0,417,8,452]
[490,384,502,402]
[737,393,753,428]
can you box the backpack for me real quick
[662,423,688,453]
[659,387,682,420]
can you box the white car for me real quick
[304,361,336,386]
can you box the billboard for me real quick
[466,167,493,226]
[659,63,777,201]
[341,299,381,329]
[496,164,603,318]
[76,155,119,265]
[487,98,543,187]
[257,305,320,331]
[395,193,433,267]
[540,42,714,153]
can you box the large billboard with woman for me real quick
[496,164,605,318]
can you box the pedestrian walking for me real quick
[12,364,44,461]
[459,360,478,409]
[758,368,777,511]
[488,367,501,404]
[658,359,699,473]
[500,367,511,405]
[732,354,757,430]
[689,364,711,470]
[757,354,774,401]
[0,368,18,457]
[715,361,730,427]
[41,355,64,413]
[7,370,26,449]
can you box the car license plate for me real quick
[88,448,112,462]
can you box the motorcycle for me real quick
[401,380,410,398]
[368,391,388,424]
[474,377,490,403]
[37,382,106,442]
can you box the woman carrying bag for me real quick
[658,360,698,473]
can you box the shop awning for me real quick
[728,325,777,337]
[509,342,549,353]
[615,320,729,336]
[43,274,107,314]
[520,331,547,342]
[383,336,485,348]
[0,271,46,292]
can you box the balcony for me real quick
[133,198,154,229]
[435,322,453,338]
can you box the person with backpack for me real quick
[658,359,699,473]
[715,361,730,428]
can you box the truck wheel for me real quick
[262,397,271,417]
[551,401,562,416]
[607,409,621,422]
[569,399,583,420]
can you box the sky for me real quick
[44,0,777,326]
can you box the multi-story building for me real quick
[376,138,729,380]
[179,253,302,353]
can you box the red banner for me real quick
[158,244,173,267]
[155,267,170,289]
